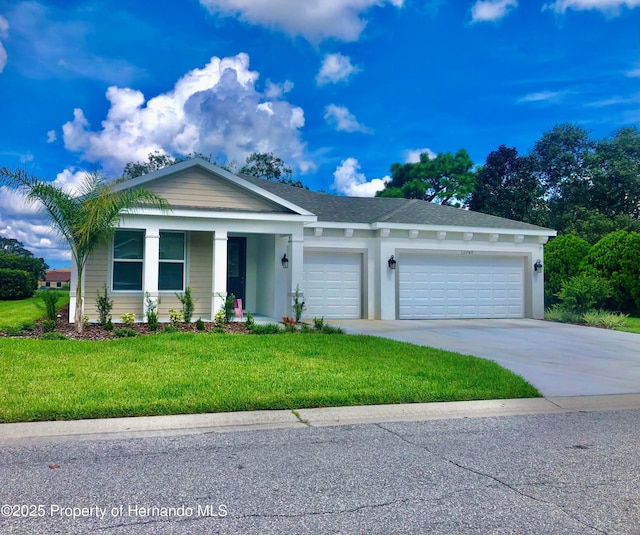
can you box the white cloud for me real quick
[62,53,313,175]
[264,79,294,98]
[0,15,8,73]
[470,0,518,22]
[404,147,436,163]
[324,104,372,134]
[626,68,640,78]
[316,53,360,85]
[543,0,640,15]
[518,90,568,103]
[332,158,390,197]
[198,0,404,42]
[0,167,89,264]
[46,130,57,143]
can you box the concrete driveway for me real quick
[331,319,640,397]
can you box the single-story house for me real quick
[70,158,556,323]
[40,268,71,290]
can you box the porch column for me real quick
[288,236,304,318]
[69,258,78,323]
[143,227,160,320]
[212,230,228,318]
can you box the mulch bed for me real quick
[2,305,252,340]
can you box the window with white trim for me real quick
[159,231,185,291]
[113,230,144,291]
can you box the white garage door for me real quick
[303,252,361,319]
[399,255,524,319]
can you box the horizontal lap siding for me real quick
[111,296,144,320]
[189,231,212,318]
[84,243,109,321]
[148,169,283,212]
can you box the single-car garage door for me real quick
[303,252,361,319]
[399,255,524,319]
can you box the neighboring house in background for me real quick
[40,268,71,290]
[70,159,556,323]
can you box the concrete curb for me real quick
[2,394,639,445]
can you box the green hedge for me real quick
[0,269,33,300]
[0,252,47,294]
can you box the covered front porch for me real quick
[75,220,306,323]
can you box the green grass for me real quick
[0,291,70,329]
[617,316,640,334]
[0,334,540,423]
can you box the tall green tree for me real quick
[467,145,545,224]
[0,237,35,257]
[376,149,475,206]
[0,168,170,332]
[240,152,306,188]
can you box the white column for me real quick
[143,227,160,320]
[212,230,228,317]
[379,240,397,320]
[69,257,78,323]
[288,235,304,318]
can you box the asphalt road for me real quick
[1,409,639,534]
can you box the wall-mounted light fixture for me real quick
[281,253,289,269]
[534,259,543,272]
[388,255,397,270]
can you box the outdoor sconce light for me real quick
[534,259,543,272]
[388,255,397,270]
[281,253,289,269]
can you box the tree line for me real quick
[376,123,640,244]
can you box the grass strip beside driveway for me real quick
[0,334,540,423]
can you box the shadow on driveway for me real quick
[331,319,640,397]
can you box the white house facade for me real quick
[70,159,556,324]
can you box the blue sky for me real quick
[0,0,638,267]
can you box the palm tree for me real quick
[0,168,170,332]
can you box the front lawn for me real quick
[0,334,540,423]
[0,291,69,329]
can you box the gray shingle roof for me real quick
[239,174,553,232]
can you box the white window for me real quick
[113,230,144,291]
[159,232,185,291]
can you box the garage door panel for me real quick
[303,252,362,319]
[399,255,524,319]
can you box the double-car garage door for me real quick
[399,255,524,319]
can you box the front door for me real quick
[227,237,246,303]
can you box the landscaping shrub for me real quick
[582,230,640,312]
[161,325,178,334]
[249,323,283,334]
[145,293,159,331]
[582,309,628,330]
[176,287,195,323]
[245,311,255,329]
[169,308,183,327]
[0,269,33,300]
[223,293,235,323]
[20,320,35,332]
[313,317,325,331]
[120,312,136,327]
[41,319,57,333]
[543,234,591,305]
[195,317,206,331]
[114,328,137,338]
[39,332,69,340]
[96,284,113,327]
[544,304,582,324]
[557,273,612,314]
[39,290,61,321]
[282,316,297,332]
[292,285,305,323]
[4,325,24,336]
[320,324,345,335]
[213,310,226,329]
